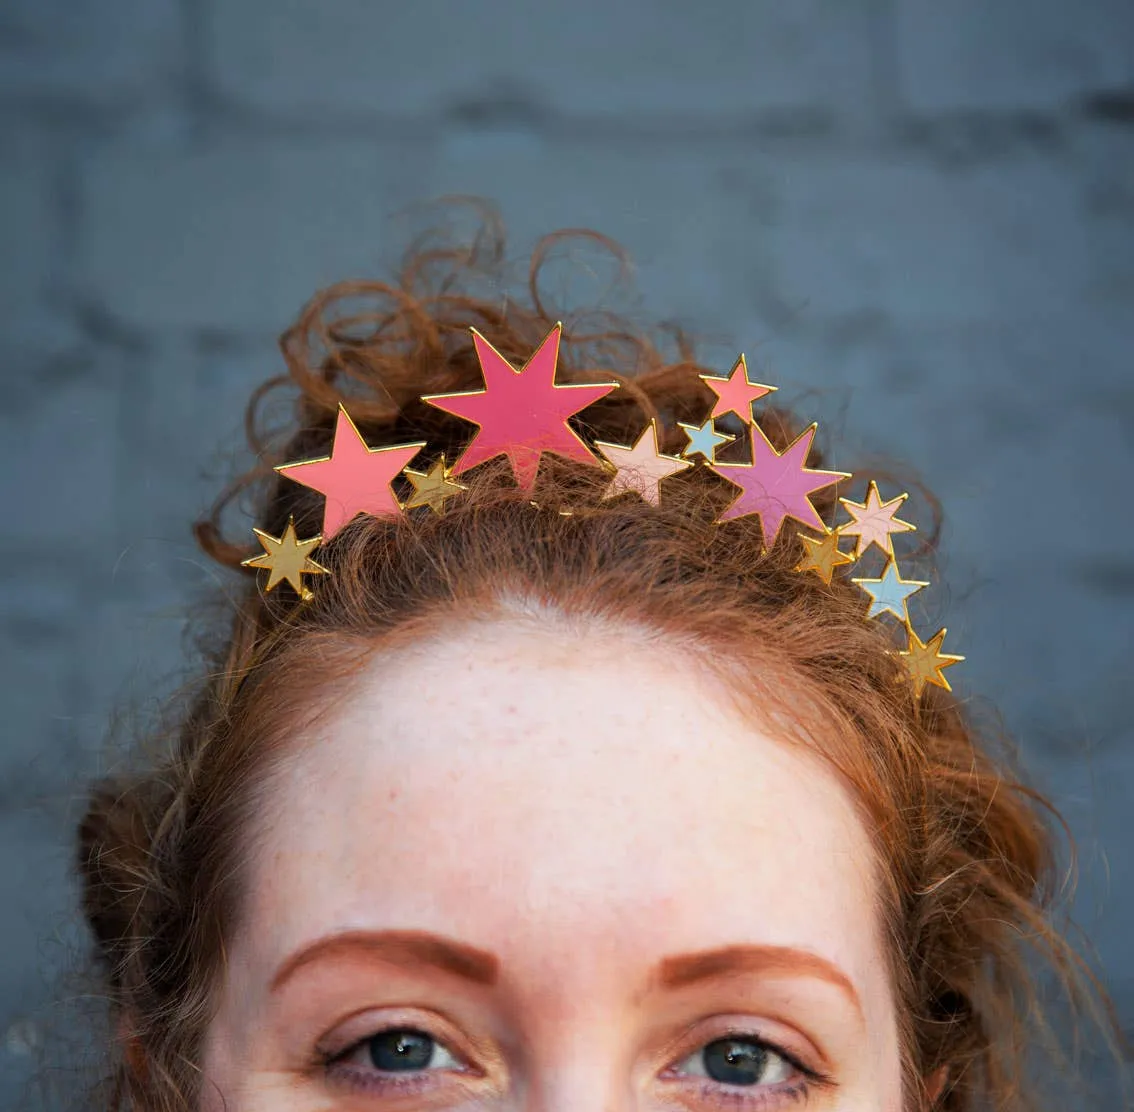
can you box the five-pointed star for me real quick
[241,518,328,599]
[795,528,856,585]
[422,323,618,492]
[839,481,916,557]
[700,355,776,422]
[899,626,964,696]
[403,454,468,514]
[276,406,425,539]
[595,419,693,505]
[711,423,849,549]
[852,558,929,623]
[678,418,735,463]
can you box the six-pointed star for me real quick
[423,323,617,491]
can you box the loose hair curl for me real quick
[78,207,1120,1111]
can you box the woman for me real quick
[78,216,1119,1111]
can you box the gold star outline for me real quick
[242,518,329,600]
[402,454,468,514]
[838,480,916,558]
[898,626,964,697]
[795,528,856,585]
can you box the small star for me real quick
[852,558,929,623]
[595,419,693,505]
[678,418,735,463]
[839,481,916,557]
[403,454,468,513]
[241,518,328,599]
[700,355,776,422]
[795,529,856,585]
[899,626,964,697]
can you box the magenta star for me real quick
[711,423,849,548]
[422,324,617,491]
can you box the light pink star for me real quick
[595,419,693,505]
[701,355,776,422]
[711,422,849,548]
[838,481,915,557]
[423,324,617,491]
[276,406,425,539]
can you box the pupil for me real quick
[702,1037,769,1086]
[367,1029,434,1072]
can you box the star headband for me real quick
[243,323,962,698]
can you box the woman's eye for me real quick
[674,1036,797,1088]
[339,1027,463,1074]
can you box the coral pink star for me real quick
[701,355,776,422]
[276,406,425,539]
[711,423,849,549]
[423,324,617,491]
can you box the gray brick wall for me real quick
[1,2,1131,1106]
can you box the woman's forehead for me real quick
[245,619,880,988]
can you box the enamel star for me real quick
[678,418,735,463]
[403,454,468,514]
[423,323,618,492]
[795,529,856,585]
[711,422,849,549]
[700,355,776,422]
[839,481,915,557]
[852,558,929,623]
[276,406,425,539]
[899,626,964,696]
[241,518,328,599]
[595,419,693,505]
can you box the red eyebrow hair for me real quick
[654,943,862,1013]
[271,929,499,992]
[271,932,861,1015]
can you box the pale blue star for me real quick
[852,558,929,623]
[678,418,735,462]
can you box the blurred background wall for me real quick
[1,1,1132,1106]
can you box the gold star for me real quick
[795,528,855,585]
[403,454,468,513]
[898,626,964,697]
[838,480,916,557]
[242,518,328,599]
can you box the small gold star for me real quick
[241,518,328,599]
[402,454,468,514]
[898,626,964,697]
[795,528,856,585]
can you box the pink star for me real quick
[423,324,617,491]
[701,355,776,422]
[595,419,693,505]
[276,406,425,539]
[838,480,915,557]
[711,423,849,548]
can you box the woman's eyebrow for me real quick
[270,929,499,992]
[653,944,862,1013]
[271,932,861,1015]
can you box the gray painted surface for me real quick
[1,2,1131,1106]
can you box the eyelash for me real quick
[323,1024,830,1109]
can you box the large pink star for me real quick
[701,355,776,422]
[276,406,425,539]
[711,422,849,548]
[422,324,617,491]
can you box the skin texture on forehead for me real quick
[203,617,905,1110]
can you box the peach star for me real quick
[595,419,693,505]
[839,481,915,557]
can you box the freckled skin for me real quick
[202,618,906,1111]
